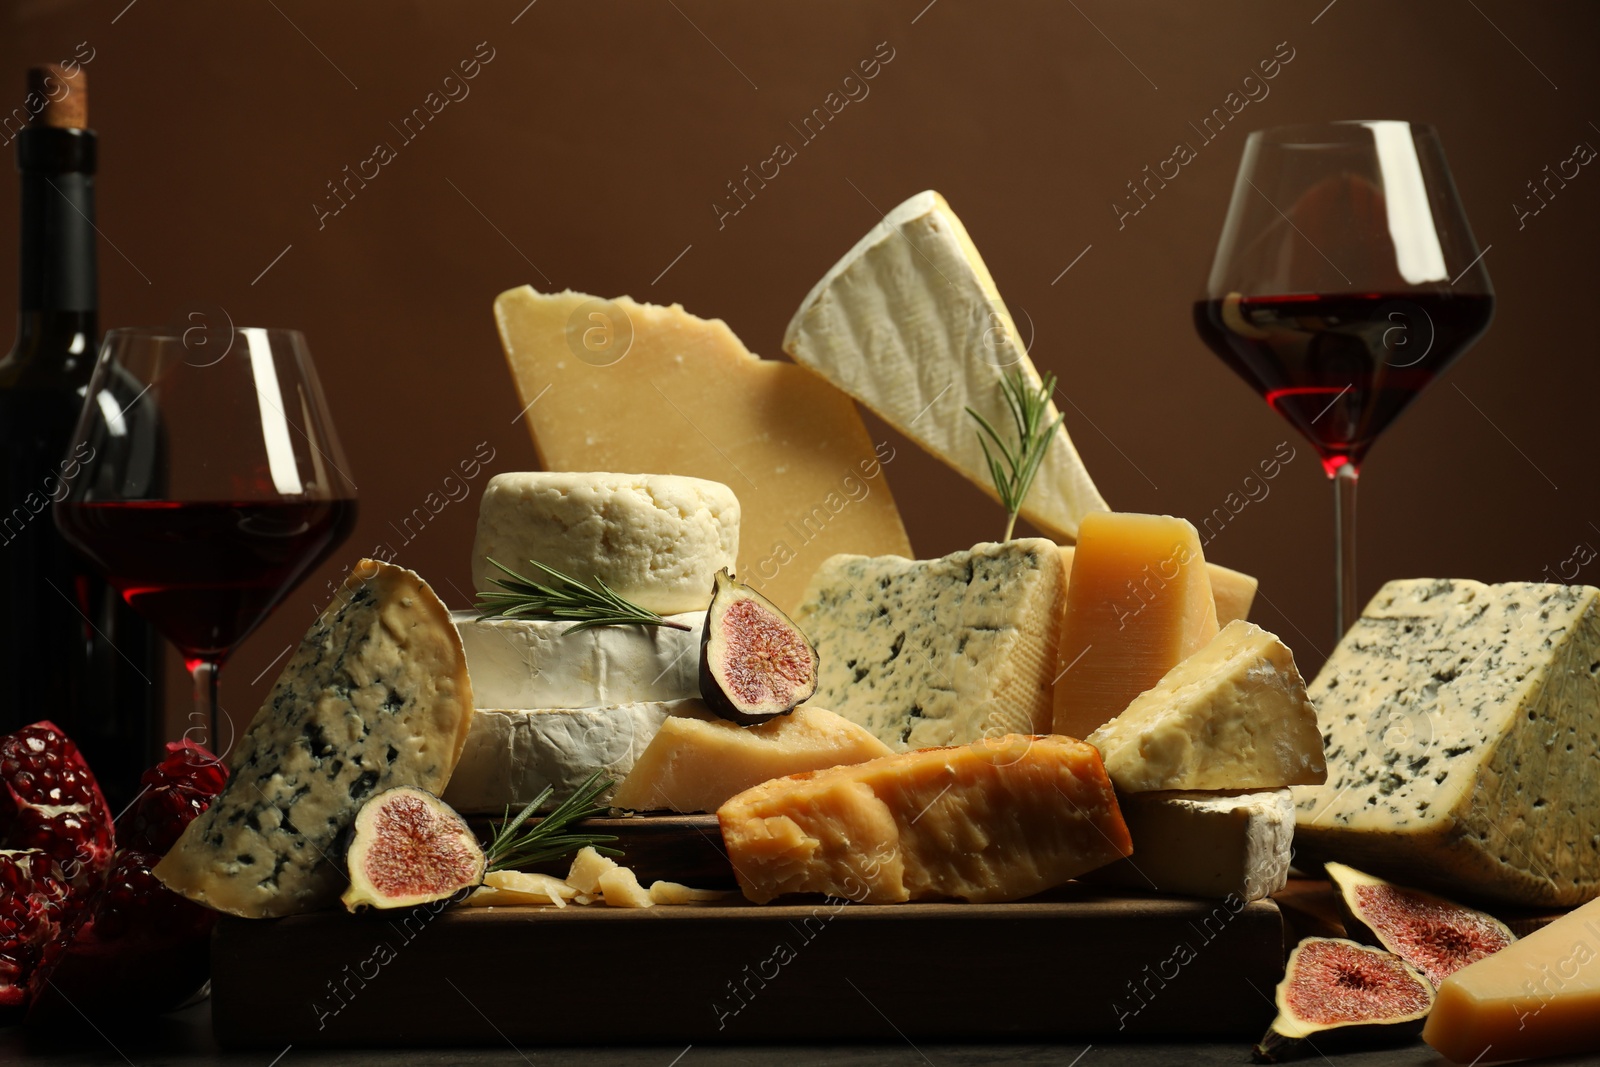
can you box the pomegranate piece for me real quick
[124,740,229,854]
[0,721,115,896]
[0,849,71,1021]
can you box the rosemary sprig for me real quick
[967,370,1066,541]
[474,557,692,633]
[484,768,623,872]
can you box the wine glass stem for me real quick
[190,658,223,756]
[1333,462,1360,643]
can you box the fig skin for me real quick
[341,788,486,912]
[1253,937,1434,1063]
[1325,861,1515,987]
[699,569,819,726]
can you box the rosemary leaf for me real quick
[484,768,623,873]
[474,557,693,633]
[966,370,1066,541]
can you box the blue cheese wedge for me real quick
[791,539,1066,750]
[1294,579,1600,907]
[153,560,473,919]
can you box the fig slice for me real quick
[1254,937,1434,1063]
[1326,861,1514,987]
[699,569,819,725]
[341,788,486,912]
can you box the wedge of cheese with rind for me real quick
[610,705,891,813]
[1087,620,1326,793]
[1294,579,1600,907]
[451,610,702,710]
[792,539,1065,751]
[718,733,1131,904]
[783,190,1106,541]
[153,560,473,919]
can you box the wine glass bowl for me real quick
[54,327,358,751]
[1195,121,1493,637]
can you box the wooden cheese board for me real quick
[212,883,1286,1048]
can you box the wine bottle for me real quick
[0,64,161,809]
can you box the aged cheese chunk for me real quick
[495,286,911,612]
[1085,790,1294,902]
[440,700,702,814]
[470,471,738,615]
[1087,620,1326,792]
[597,864,654,908]
[565,846,617,895]
[1060,545,1255,627]
[792,540,1066,750]
[783,190,1106,541]
[1423,894,1600,1063]
[610,705,892,813]
[464,870,579,908]
[153,560,473,919]
[718,734,1131,904]
[1053,513,1220,740]
[648,880,730,905]
[1294,579,1600,907]
[451,610,702,709]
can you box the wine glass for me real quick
[1195,121,1493,641]
[54,326,358,760]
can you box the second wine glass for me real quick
[55,326,358,758]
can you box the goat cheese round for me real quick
[440,700,707,814]
[470,472,740,615]
[452,610,703,709]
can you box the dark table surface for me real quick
[7,1000,1600,1067]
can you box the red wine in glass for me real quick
[55,498,357,666]
[1194,291,1494,475]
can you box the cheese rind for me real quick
[610,705,892,813]
[718,734,1131,904]
[1087,620,1326,792]
[451,610,702,709]
[1085,790,1294,902]
[1423,894,1600,1063]
[153,560,473,919]
[496,287,911,612]
[1053,513,1220,740]
[1293,579,1600,907]
[783,190,1106,541]
[470,471,737,615]
[440,700,703,814]
[792,539,1066,750]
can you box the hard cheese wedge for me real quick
[1294,579,1600,907]
[1086,620,1326,792]
[718,734,1130,904]
[610,705,892,813]
[783,190,1106,542]
[154,560,473,919]
[1085,790,1294,902]
[496,286,910,612]
[1060,545,1257,627]
[792,539,1066,750]
[1053,513,1220,739]
[1423,894,1600,1063]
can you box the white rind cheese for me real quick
[1086,790,1294,902]
[792,539,1066,750]
[451,610,702,709]
[153,560,474,919]
[1294,579,1600,907]
[440,700,706,814]
[470,471,739,615]
[1086,620,1326,792]
[783,190,1107,541]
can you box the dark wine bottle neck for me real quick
[11,126,97,382]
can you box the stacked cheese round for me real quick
[470,471,739,614]
[446,472,738,814]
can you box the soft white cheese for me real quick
[1086,790,1294,902]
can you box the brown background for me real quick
[3,0,1596,737]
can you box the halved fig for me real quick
[1254,937,1434,1063]
[699,569,818,725]
[1326,861,1514,987]
[341,788,485,912]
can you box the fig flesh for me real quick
[342,788,485,912]
[699,569,818,725]
[1326,861,1514,987]
[1254,937,1434,1063]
